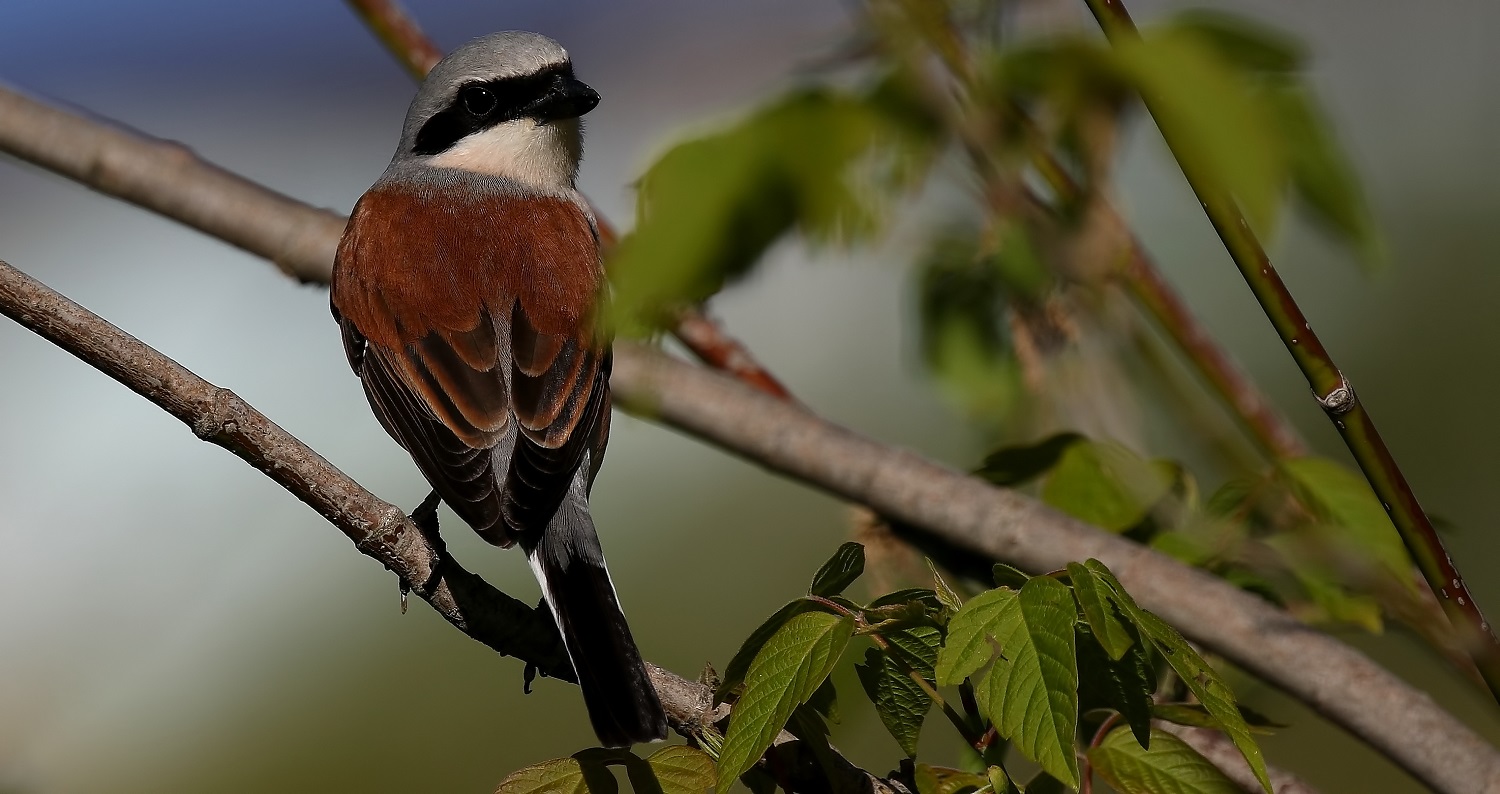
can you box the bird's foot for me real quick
[399,490,447,613]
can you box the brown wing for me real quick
[331,180,608,547]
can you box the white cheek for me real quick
[427,118,582,193]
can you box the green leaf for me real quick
[975,432,1084,487]
[1083,560,1271,793]
[1077,625,1154,749]
[1042,440,1171,532]
[1022,772,1070,794]
[806,676,840,723]
[495,750,626,794]
[810,541,866,597]
[609,90,904,333]
[1068,562,1134,659]
[1269,536,1384,632]
[975,577,1080,788]
[992,563,1030,591]
[856,645,932,757]
[869,587,945,612]
[634,746,719,794]
[860,624,942,755]
[716,611,854,791]
[1171,9,1306,73]
[935,588,1019,686]
[928,559,964,613]
[716,598,819,702]
[1268,84,1384,266]
[1282,457,1414,590]
[1137,611,1269,792]
[916,227,1028,418]
[1115,25,1289,235]
[1089,727,1242,794]
[914,763,990,794]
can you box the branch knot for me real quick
[1315,375,1356,416]
[191,387,240,439]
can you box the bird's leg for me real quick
[400,490,447,613]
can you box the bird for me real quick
[330,31,668,747]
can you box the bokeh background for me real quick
[2,1,1499,791]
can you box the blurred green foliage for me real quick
[515,0,1434,789]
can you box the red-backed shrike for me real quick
[331,31,666,747]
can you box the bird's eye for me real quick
[460,86,497,117]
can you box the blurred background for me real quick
[2,1,1499,791]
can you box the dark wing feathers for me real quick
[331,183,607,548]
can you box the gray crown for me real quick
[396,31,571,154]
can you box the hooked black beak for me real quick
[529,74,600,122]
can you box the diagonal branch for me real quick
[0,85,1495,792]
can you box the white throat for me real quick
[426,118,582,193]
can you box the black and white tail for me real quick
[523,490,667,747]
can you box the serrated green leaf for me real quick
[1170,10,1305,73]
[886,625,943,675]
[1115,25,1289,235]
[857,646,932,757]
[1089,727,1242,794]
[1282,457,1414,590]
[975,577,1080,788]
[914,763,990,794]
[632,746,718,794]
[1069,562,1134,659]
[810,541,866,597]
[936,588,1020,685]
[494,752,620,794]
[1136,612,1270,793]
[929,559,965,613]
[1042,440,1171,532]
[975,432,1084,487]
[1078,625,1154,750]
[716,611,854,790]
[1082,560,1271,793]
[716,598,819,702]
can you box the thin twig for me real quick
[0,85,1495,793]
[344,0,443,79]
[1081,0,1500,701]
[339,0,797,402]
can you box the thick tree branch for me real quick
[1,86,1496,792]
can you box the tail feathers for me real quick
[526,498,667,747]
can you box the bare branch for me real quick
[2,85,1497,793]
[344,0,443,80]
